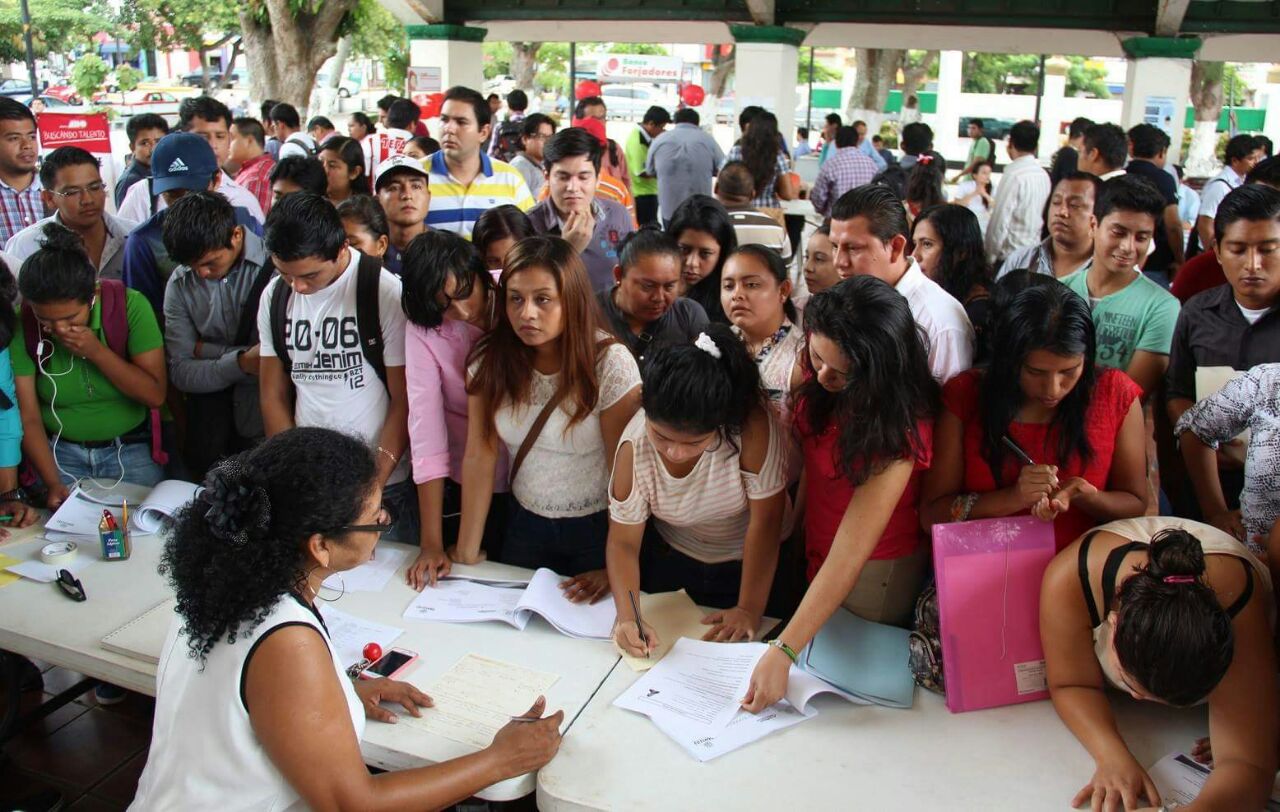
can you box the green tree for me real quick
[343,0,407,90]
[1065,57,1109,98]
[70,53,110,101]
[0,0,115,62]
[961,53,1041,94]
[120,0,240,90]
[115,63,143,93]
[798,50,842,84]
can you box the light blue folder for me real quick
[800,606,916,709]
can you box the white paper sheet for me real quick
[400,654,559,749]
[132,479,202,534]
[651,700,816,762]
[614,638,766,730]
[6,553,95,583]
[44,487,119,536]
[325,546,410,593]
[317,604,405,668]
[45,481,201,537]
[518,568,616,639]
[1148,751,1280,809]
[402,579,528,627]
[1196,366,1251,443]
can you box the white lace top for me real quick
[490,339,640,518]
[610,409,794,563]
[732,319,804,419]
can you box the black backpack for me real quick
[285,133,319,158]
[492,118,525,163]
[268,251,387,391]
[1184,176,1232,261]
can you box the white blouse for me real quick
[610,409,793,563]
[492,340,641,518]
[131,594,364,811]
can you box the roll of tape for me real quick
[40,541,78,566]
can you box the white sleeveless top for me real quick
[130,594,365,811]
[1085,517,1272,695]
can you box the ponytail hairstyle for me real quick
[740,111,782,198]
[980,279,1095,482]
[905,158,946,211]
[797,276,939,485]
[159,428,378,665]
[1113,528,1236,706]
[0,257,17,348]
[400,229,494,330]
[18,223,96,304]
[641,323,764,443]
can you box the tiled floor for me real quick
[0,661,152,812]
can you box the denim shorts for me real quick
[50,437,163,488]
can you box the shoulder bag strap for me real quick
[507,386,569,488]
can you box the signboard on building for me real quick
[408,66,443,93]
[36,112,112,154]
[599,54,683,83]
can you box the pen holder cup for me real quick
[98,523,131,561]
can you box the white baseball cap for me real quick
[374,155,430,192]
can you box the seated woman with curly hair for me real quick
[131,427,562,810]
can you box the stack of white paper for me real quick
[317,604,405,668]
[402,567,616,639]
[613,638,864,761]
[43,480,201,537]
[323,546,411,593]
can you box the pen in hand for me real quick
[628,590,649,658]
[1001,435,1036,466]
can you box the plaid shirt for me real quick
[810,146,879,216]
[0,174,44,245]
[234,153,276,217]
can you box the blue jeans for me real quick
[50,438,163,488]
[380,477,421,545]
[502,503,607,576]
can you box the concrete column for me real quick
[933,50,963,162]
[1262,65,1280,154]
[729,25,806,145]
[405,24,486,96]
[1119,56,1193,163]
[1037,56,1069,159]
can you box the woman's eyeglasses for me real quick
[335,505,394,534]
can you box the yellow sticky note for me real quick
[0,553,22,588]
[618,589,711,672]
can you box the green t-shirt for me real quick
[625,127,657,197]
[968,136,992,165]
[1062,268,1181,373]
[11,288,164,442]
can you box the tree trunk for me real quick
[216,38,242,91]
[1186,60,1224,178]
[848,48,901,130]
[329,36,353,89]
[901,51,937,106]
[239,0,356,113]
[511,42,541,91]
[708,45,734,98]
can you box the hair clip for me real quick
[693,332,721,359]
[1163,575,1196,585]
[918,154,933,165]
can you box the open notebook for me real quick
[45,480,202,537]
[100,598,177,663]
[402,567,616,639]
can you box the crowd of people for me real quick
[1,84,1279,809]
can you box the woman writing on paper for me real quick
[401,231,509,590]
[1040,517,1276,811]
[132,428,563,810]
[608,325,792,651]
[919,277,1148,551]
[455,237,641,600]
[742,277,938,712]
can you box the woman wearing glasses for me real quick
[132,428,564,810]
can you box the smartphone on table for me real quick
[358,648,418,680]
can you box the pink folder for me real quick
[932,517,1056,713]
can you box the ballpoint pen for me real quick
[629,590,649,659]
[1001,435,1036,466]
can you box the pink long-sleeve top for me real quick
[405,318,510,491]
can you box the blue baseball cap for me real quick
[151,132,219,195]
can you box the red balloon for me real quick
[576,80,602,100]
[681,84,706,107]
[363,642,383,663]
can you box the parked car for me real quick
[102,90,184,119]
[958,117,1016,140]
[43,85,82,104]
[16,94,90,112]
[181,68,246,88]
[313,72,361,99]
[599,84,676,121]
[0,78,33,97]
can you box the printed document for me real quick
[317,604,405,668]
[324,546,411,593]
[614,638,763,729]
[1148,751,1280,809]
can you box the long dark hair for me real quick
[0,257,18,348]
[159,428,377,665]
[468,236,613,433]
[472,204,535,268]
[740,111,782,198]
[18,223,95,304]
[797,277,939,485]
[642,324,763,440]
[1113,528,1236,707]
[980,279,1096,482]
[400,230,495,330]
[912,204,992,304]
[669,195,737,323]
